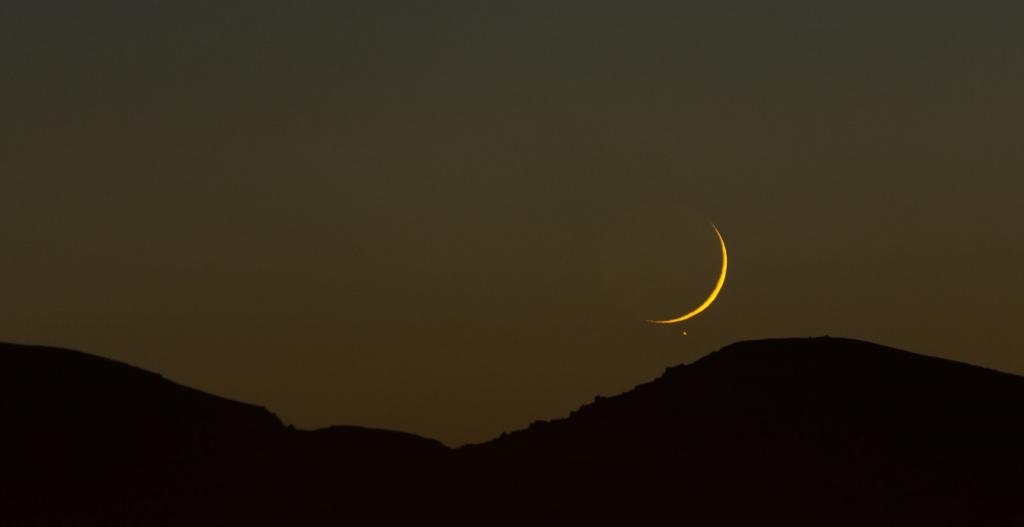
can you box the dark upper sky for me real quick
[4,1,1023,445]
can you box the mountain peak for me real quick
[0,341,282,431]
[4,338,1023,525]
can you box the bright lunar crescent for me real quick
[647,223,728,325]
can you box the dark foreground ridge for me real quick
[3,338,1023,525]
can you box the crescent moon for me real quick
[647,223,728,325]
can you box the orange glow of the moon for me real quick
[647,223,727,325]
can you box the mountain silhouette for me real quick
[3,337,1023,525]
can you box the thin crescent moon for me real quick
[647,223,728,325]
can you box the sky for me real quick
[3,1,1023,445]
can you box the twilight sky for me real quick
[3,1,1023,445]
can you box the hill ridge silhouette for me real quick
[3,337,1023,525]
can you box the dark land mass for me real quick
[3,337,1023,525]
